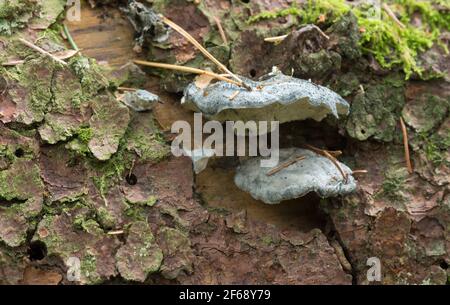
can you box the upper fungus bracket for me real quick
[182,68,350,124]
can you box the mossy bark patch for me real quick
[346,76,406,142]
[88,94,130,161]
[115,221,163,282]
[33,209,121,284]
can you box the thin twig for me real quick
[399,117,413,174]
[264,34,288,43]
[107,230,124,235]
[266,156,306,176]
[213,15,228,44]
[19,38,67,65]
[63,23,79,51]
[128,158,136,178]
[382,3,406,29]
[117,87,138,92]
[161,16,250,90]
[352,169,368,175]
[304,144,347,182]
[304,144,342,158]
[264,25,329,43]
[134,60,242,87]
[228,90,240,101]
[322,149,348,182]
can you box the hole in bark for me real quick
[360,129,366,135]
[126,173,138,185]
[14,148,24,158]
[439,260,448,270]
[249,69,256,77]
[28,241,47,261]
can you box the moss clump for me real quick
[346,75,405,142]
[247,0,450,79]
[0,0,38,35]
[415,132,450,166]
[377,167,408,202]
[69,57,110,96]
[76,127,94,143]
[89,147,132,204]
[126,195,158,207]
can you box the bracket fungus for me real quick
[234,148,357,204]
[121,89,160,112]
[182,68,350,128]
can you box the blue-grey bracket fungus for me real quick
[121,89,160,112]
[182,68,350,125]
[234,148,357,204]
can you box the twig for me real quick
[128,158,136,178]
[304,144,342,158]
[161,16,250,90]
[352,169,368,175]
[266,156,306,176]
[264,34,288,43]
[322,149,348,182]
[63,23,79,51]
[213,15,228,44]
[117,87,138,92]
[228,90,240,101]
[19,38,68,66]
[304,144,347,182]
[264,25,329,43]
[134,60,242,87]
[399,117,413,174]
[107,230,124,235]
[382,3,406,29]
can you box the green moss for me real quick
[65,139,91,156]
[247,0,450,79]
[377,167,408,202]
[415,132,450,166]
[81,253,101,283]
[127,195,158,207]
[73,213,102,234]
[0,160,43,202]
[89,143,132,203]
[69,56,110,96]
[125,128,170,163]
[95,206,117,229]
[76,127,94,143]
[346,75,405,142]
[261,235,274,246]
[247,4,303,24]
[124,205,147,221]
[0,0,37,35]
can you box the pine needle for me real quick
[133,60,242,87]
[382,3,406,29]
[213,15,228,44]
[161,16,250,90]
[266,156,306,176]
[399,117,413,174]
[304,144,347,182]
